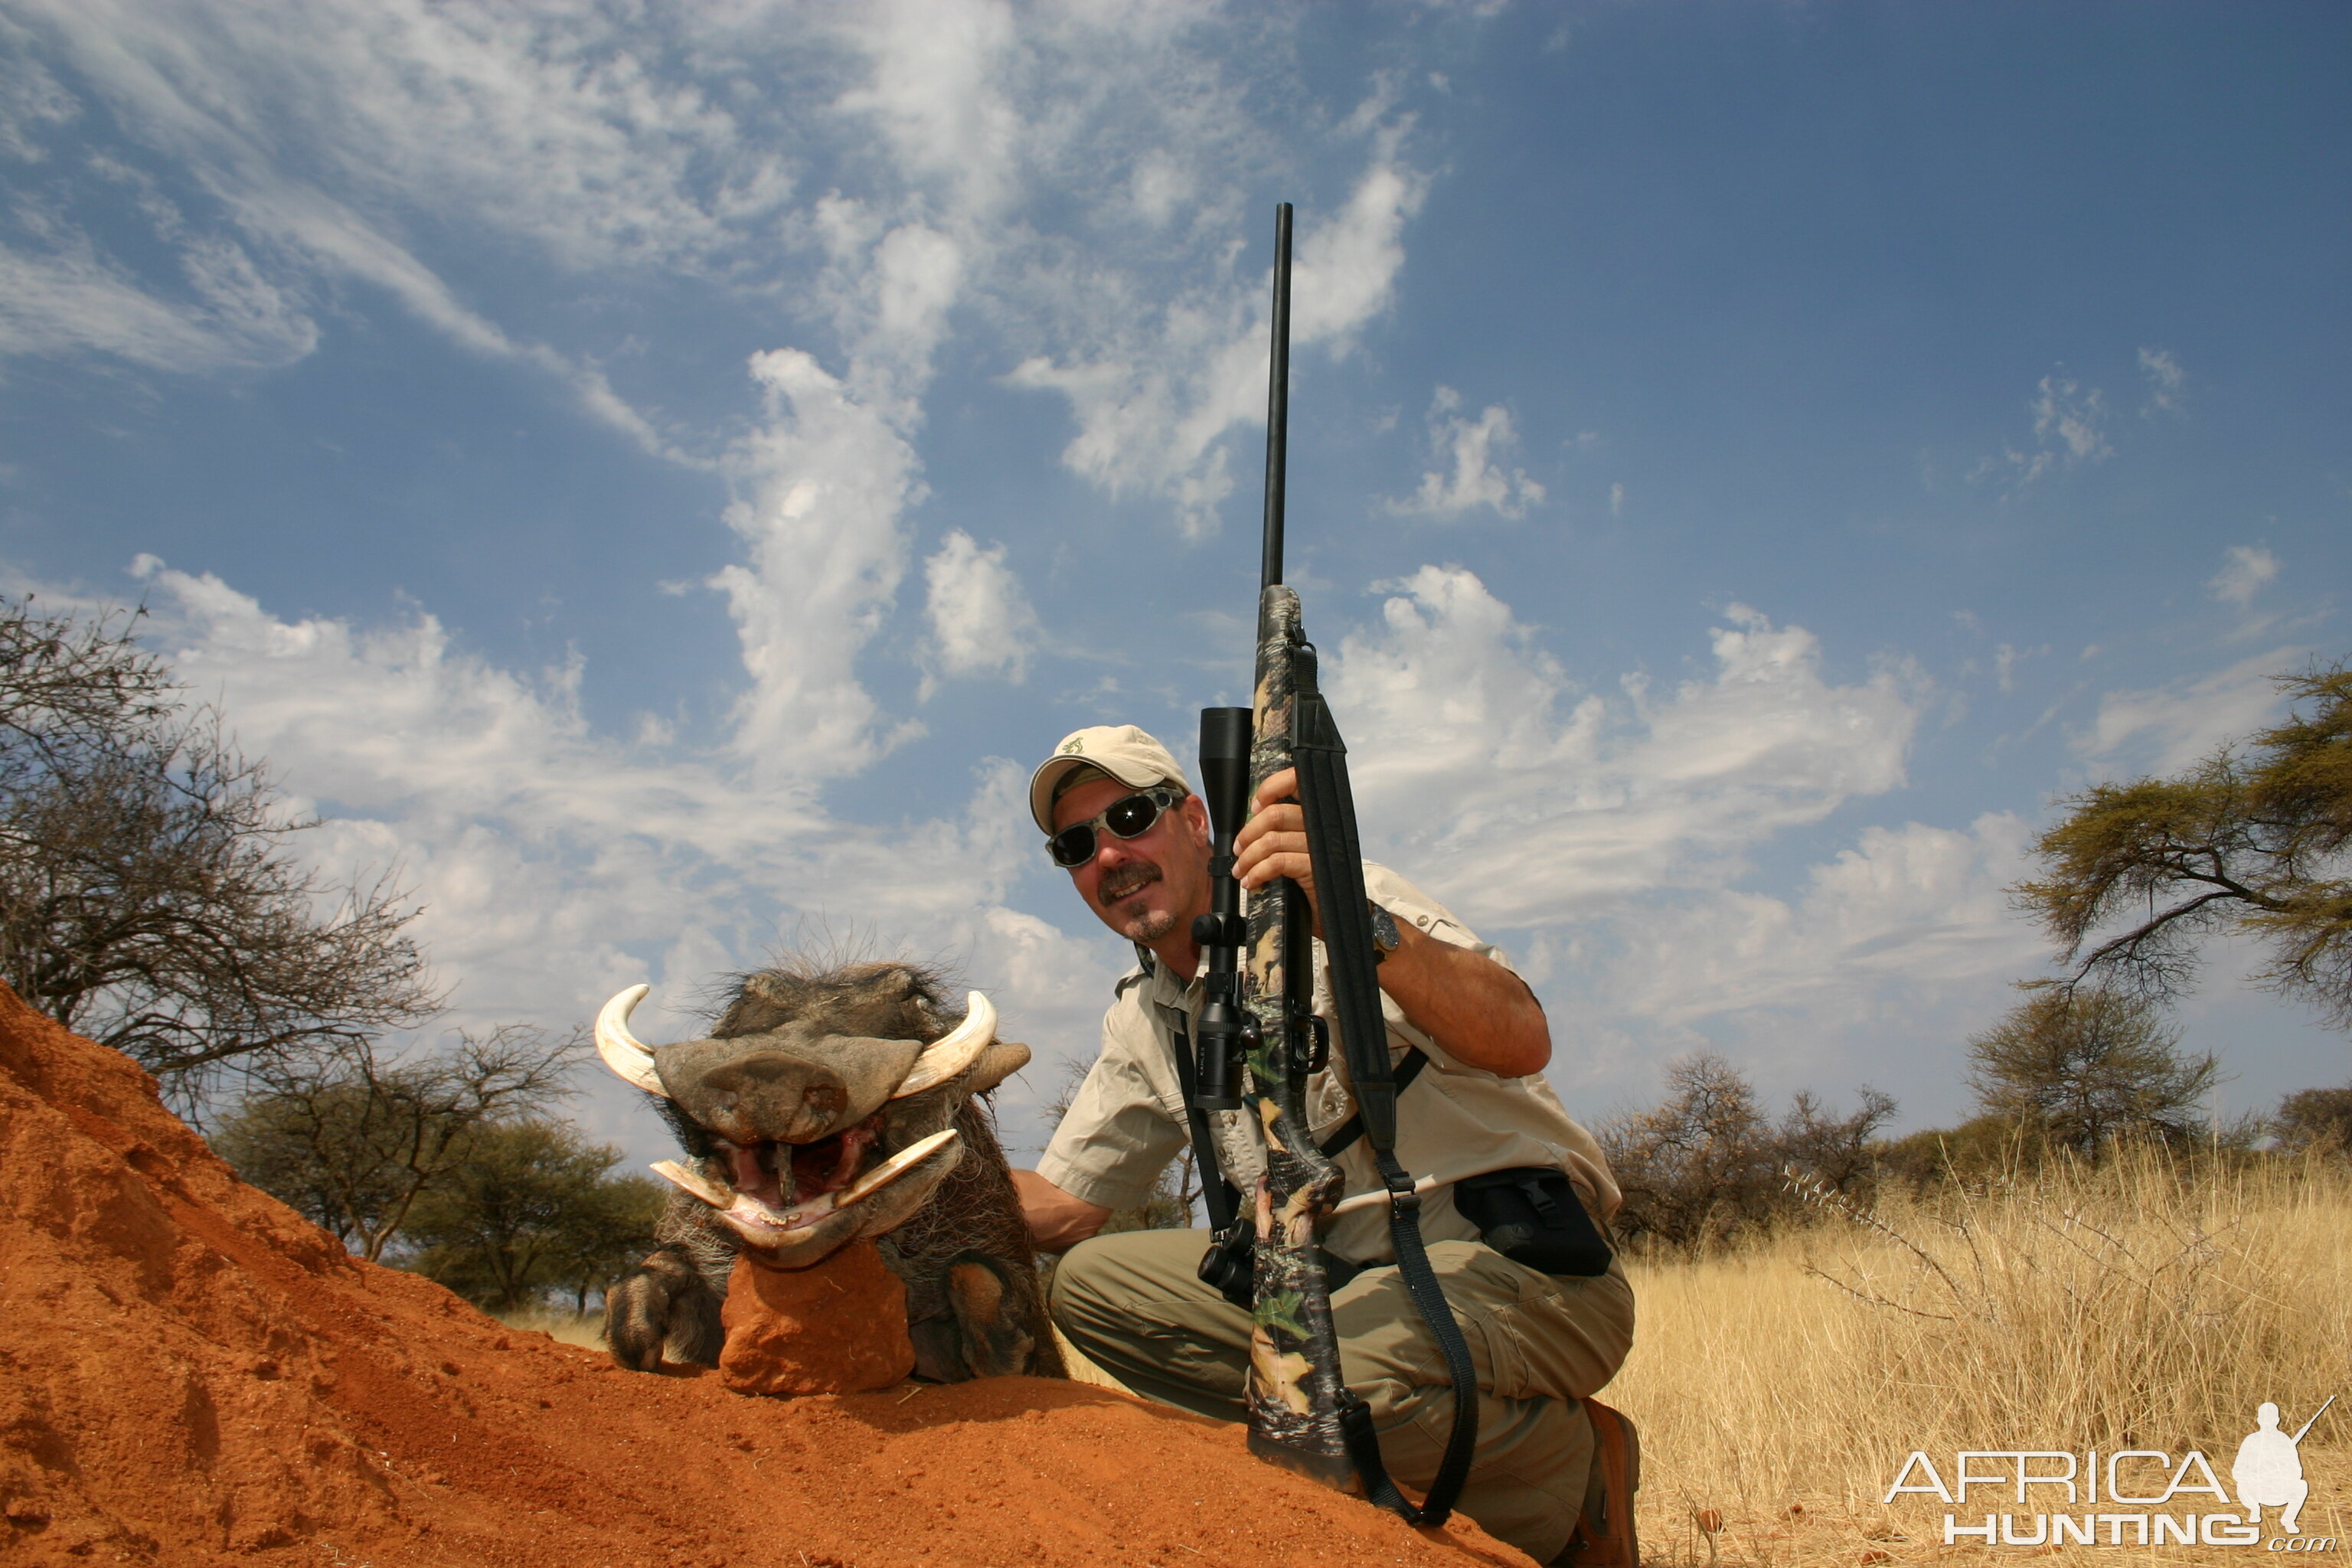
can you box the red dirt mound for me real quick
[0,987,1533,1568]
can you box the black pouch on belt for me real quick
[1452,1167,1613,1278]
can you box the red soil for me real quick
[0,986,1533,1568]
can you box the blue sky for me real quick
[2,1,2345,1165]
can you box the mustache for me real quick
[1098,863,1162,902]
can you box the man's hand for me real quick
[1232,766,1322,932]
[1014,1168,1111,1253]
[1230,766,1550,1080]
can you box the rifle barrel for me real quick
[1260,202,1292,593]
[2291,1393,2336,1446]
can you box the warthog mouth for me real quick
[649,1125,960,1249]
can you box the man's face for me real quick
[1052,775,1212,946]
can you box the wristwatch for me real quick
[1367,901,1402,965]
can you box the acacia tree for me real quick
[401,1120,665,1314]
[1597,1052,1895,1247]
[0,598,439,1102]
[2273,1085,2352,1156]
[2014,661,2352,1028]
[209,1025,585,1260]
[1965,987,2218,1158]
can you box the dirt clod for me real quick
[720,1241,915,1396]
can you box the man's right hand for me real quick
[1013,1168,1112,1253]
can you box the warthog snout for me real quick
[667,1048,865,1146]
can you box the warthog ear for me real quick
[596,985,668,1097]
[891,991,997,1098]
[962,1039,1031,1097]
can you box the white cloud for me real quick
[2207,544,2278,609]
[1992,643,2047,693]
[1327,567,1923,930]
[5,3,1429,552]
[2032,373,2112,462]
[2,0,801,450]
[0,47,79,162]
[1976,369,2112,487]
[2080,646,2299,775]
[1599,813,2038,1030]
[0,237,314,371]
[2139,345,2187,415]
[20,0,797,279]
[1273,564,2039,1106]
[1002,112,1430,537]
[710,348,924,779]
[921,529,1040,696]
[1385,386,1545,519]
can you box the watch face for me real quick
[1370,903,1400,955]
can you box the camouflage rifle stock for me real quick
[1236,577,1354,1486]
[1190,204,1479,1524]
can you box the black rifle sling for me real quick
[1290,650,1480,1528]
[1161,1004,1242,1236]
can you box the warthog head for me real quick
[595,963,1029,1270]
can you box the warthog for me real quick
[594,959,1063,1383]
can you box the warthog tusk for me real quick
[839,1127,959,1204]
[892,992,996,1099]
[596,983,668,1097]
[648,1159,730,1209]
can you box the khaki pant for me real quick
[1050,1228,1636,1563]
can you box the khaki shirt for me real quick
[1037,863,1622,1265]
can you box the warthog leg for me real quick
[606,1244,724,1372]
[946,1250,1037,1379]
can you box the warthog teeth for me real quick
[838,1128,959,1204]
[891,993,996,1099]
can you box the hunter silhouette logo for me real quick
[2237,1397,2334,1536]
[1883,1397,2338,1550]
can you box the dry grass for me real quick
[1609,1148,2352,1566]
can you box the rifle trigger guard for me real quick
[1299,1014,1331,1073]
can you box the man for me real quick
[1011,724,1638,1566]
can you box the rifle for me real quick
[1189,202,1481,1524]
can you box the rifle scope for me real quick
[1189,704,1255,1111]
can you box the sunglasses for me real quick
[1047,786,1186,868]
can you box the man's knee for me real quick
[1047,1227,1211,1333]
[1044,1236,1119,1340]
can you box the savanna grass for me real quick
[1610,1147,2352,1565]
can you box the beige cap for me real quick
[1027,724,1190,835]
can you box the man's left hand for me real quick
[1231,766,1323,934]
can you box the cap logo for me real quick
[1058,737,1084,755]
